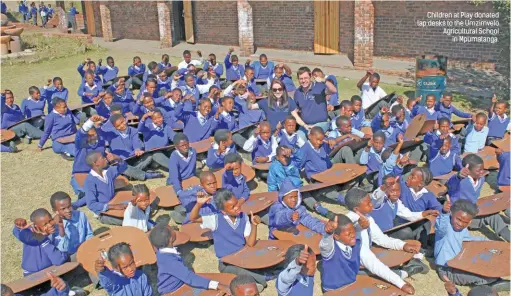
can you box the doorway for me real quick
[313,0,339,54]
[171,0,185,45]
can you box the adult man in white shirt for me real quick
[178,50,205,69]
[357,70,388,119]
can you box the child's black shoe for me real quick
[144,171,164,179]
[402,258,429,276]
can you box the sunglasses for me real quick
[272,88,283,92]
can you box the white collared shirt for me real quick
[90,169,109,184]
[122,203,151,232]
[361,82,387,109]
[277,131,305,148]
[201,213,251,237]
[409,187,429,201]
[197,111,208,125]
[176,150,193,162]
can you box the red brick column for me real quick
[157,2,172,48]
[353,0,374,69]
[99,2,113,42]
[237,0,254,56]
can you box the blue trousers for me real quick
[52,141,75,156]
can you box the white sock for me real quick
[400,270,409,279]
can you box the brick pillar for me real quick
[237,0,254,56]
[157,1,172,48]
[353,0,374,69]
[100,2,113,42]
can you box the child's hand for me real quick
[415,95,423,103]
[95,255,105,273]
[250,211,261,225]
[217,283,230,294]
[134,150,144,157]
[401,283,415,295]
[14,218,29,229]
[295,244,309,265]
[98,58,103,65]
[215,106,223,118]
[422,210,439,217]
[253,125,260,137]
[90,115,104,123]
[367,139,373,148]
[47,272,67,291]
[327,138,336,149]
[53,214,63,227]
[173,73,182,81]
[275,121,282,131]
[495,148,503,156]
[196,50,202,57]
[246,58,252,64]
[443,197,451,213]
[398,152,410,166]
[327,104,334,112]
[46,78,52,86]
[291,211,299,222]
[403,241,421,254]
[459,164,470,178]
[355,210,370,230]
[92,96,101,104]
[439,134,448,140]
[229,47,234,53]
[196,191,211,205]
[105,151,119,163]
[397,133,404,143]
[380,106,389,114]
[491,94,497,104]
[414,137,421,142]
[366,70,374,76]
[324,215,338,235]
[255,156,269,163]
[141,111,154,121]
[471,114,477,122]
[443,275,457,295]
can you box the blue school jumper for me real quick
[250,136,274,165]
[390,117,409,135]
[95,101,113,119]
[85,161,128,215]
[351,108,367,130]
[166,148,197,193]
[321,239,361,292]
[128,64,146,77]
[98,269,152,296]
[276,271,314,296]
[175,109,219,143]
[428,151,462,177]
[39,110,79,148]
[105,127,143,158]
[77,63,100,78]
[137,120,175,151]
[203,61,224,78]
[98,65,119,83]
[497,152,510,186]
[399,177,442,212]
[206,144,237,170]
[359,147,386,174]
[179,85,201,104]
[77,82,101,104]
[250,61,274,80]
[217,111,239,131]
[211,212,248,258]
[158,62,171,71]
[294,82,329,125]
[179,186,218,224]
[234,96,265,128]
[1,103,24,129]
[446,175,484,204]
[487,114,510,139]
[277,130,300,151]
[21,98,46,118]
[257,98,297,132]
[224,53,245,81]
[268,159,303,192]
[435,102,472,122]
[269,179,325,239]
[412,105,440,121]
[12,227,68,276]
[424,131,461,158]
[222,171,250,201]
[41,86,69,113]
[155,249,211,294]
[156,77,172,94]
[73,128,106,174]
[113,90,136,114]
[370,199,399,232]
[296,142,332,179]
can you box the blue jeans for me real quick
[52,141,76,156]
[297,121,330,142]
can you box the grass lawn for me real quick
[0,35,505,296]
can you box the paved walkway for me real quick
[93,38,415,85]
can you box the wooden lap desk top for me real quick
[448,241,510,278]
[164,273,237,296]
[324,275,406,296]
[221,240,294,269]
[272,224,322,255]
[104,191,159,218]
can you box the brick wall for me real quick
[373,1,502,62]
[92,1,102,37]
[108,1,160,41]
[193,1,239,46]
[250,1,314,51]
[339,1,354,56]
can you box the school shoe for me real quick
[256,283,264,293]
[60,152,74,161]
[314,203,334,219]
[489,279,510,292]
[8,141,18,153]
[69,287,87,296]
[144,171,165,180]
[498,228,510,242]
[23,137,32,144]
[402,259,429,276]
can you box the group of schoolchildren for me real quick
[1,49,510,296]
[16,1,53,27]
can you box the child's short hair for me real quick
[335,115,350,128]
[283,115,296,124]
[209,53,216,59]
[173,133,188,145]
[370,72,380,81]
[84,70,95,78]
[145,78,157,86]
[391,104,404,116]
[276,145,290,156]
[416,167,433,186]
[213,188,235,210]
[283,244,314,267]
[259,121,270,130]
[110,104,122,113]
[1,284,13,296]
[309,126,324,137]
[373,131,385,142]
[406,97,416,106]
[53,77,62,84]
[475,112,488,121]
[496,100,509,108]
[344,188,369,211]
[329,213,354,235]
[259,53,267,60]
[340,100,352,109]
[50,191,71,210]
[151,108,164,119]
[311,68,323,75]
[85,151,102,167]
[109,113,124,124]
[467,285,496,296]
[245,66,254,73]
[230,275,257,295]
[231,54,238,62]
[462,154,484,169]
[438,117,450,126]
[132,184,149,197]
[162,54,169,59]
[52,97,66,107]
[183,73,194,81]
[209,85,219,93]
[108,242,133,269]
[381,149,392,162]
[148,61,158,71]
[29,208,51,223]
[199,98,211,107]
[350,95,362,103]
[149,223,173,249]
[225,153,242,165]
[28,86,40,96]
[451,200,478,218]
[106,56,114,62]
[183,50,191,56]
[382,174,398,185]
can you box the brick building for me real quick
[83,1,506,69]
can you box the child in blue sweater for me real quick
[411,94,440,121]
[496,149,510,188]
[84,151,129,226]
[390,104,409,135]
[243,121,277,179]
[424,118,461,159]
[222,153,250,204]
[434,199,508,289]
[190,189,270,290]
[428,136,463,177]
[464,112,489,153]
[1,91,43,143]
[174,97,221,143]
[446,154,510,241]
[277,244,316,296]
[13,209,68,276]
[21,86,45,128]
[78,71,104,105]
[174,171,218,225]
[149,223,230,294]
[225,48,245,82]
[50,192,93,256]
[371,109,401,148]
[400,167,443,213]
[487,95,510,145]
[206,129,238,171]
[273,116,305,154]
[217,96,239,132]
[166,133,197,194]
[137,109,175,170]
[435,92,472,123]
[122,184,156,232]
[1,274,70,296]
[351,95,371,130]
[38,98,78,158]
[41,77,69,113]
[97,56,119,84]
[327,115,360,164]
[359,131,388,176]
[268,178,326,239]
[127,56,146,89]
[95,242,153,296]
